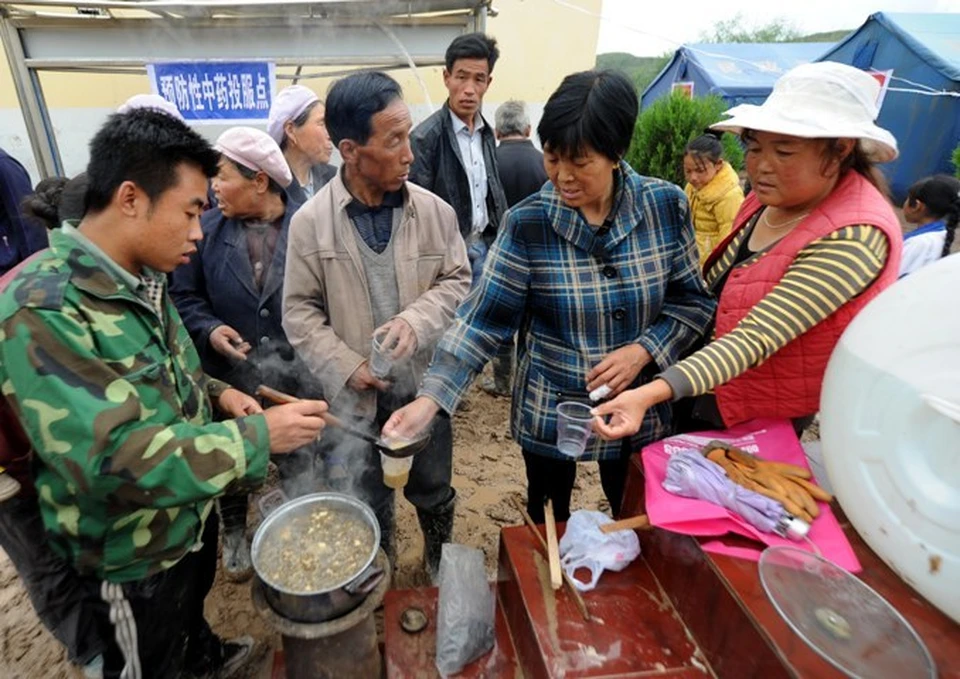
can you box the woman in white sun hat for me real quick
[593,61,904,439]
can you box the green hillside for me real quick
[595,52,670,92]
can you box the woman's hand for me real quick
[209,325,252,361]
[591,379,674,440]
[586,344,652,397]
[382,396,440,441]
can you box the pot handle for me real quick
[344,564,385,596]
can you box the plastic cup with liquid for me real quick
[380,453,414,489]
[556,401,595,458]
[370,330,393,379]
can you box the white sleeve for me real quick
[899,232,946,278]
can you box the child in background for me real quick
[683,133,744,266]
[900,174,960,277]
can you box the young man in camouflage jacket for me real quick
[0,109,328,679]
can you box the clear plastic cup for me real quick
[556,401,595,458]
[380,453,414,489]
[370,330,393,379]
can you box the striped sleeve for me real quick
[661,225,889,399]
[704,229,747,287]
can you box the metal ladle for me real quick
[255,385,430,458]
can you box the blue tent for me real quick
[640,42,833,110]
[817,12,960,201]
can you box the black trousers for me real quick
[0,494,107,665]
[522,441,634,524]
[80,514,221,679]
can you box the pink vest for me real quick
[704,172,903,426]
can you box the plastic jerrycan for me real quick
[820,254,960,623]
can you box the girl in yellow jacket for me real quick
[683,133,744,266]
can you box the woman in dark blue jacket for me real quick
[171,127,316,581]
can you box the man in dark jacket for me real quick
[1,147,48,275]
[495,100,548,207]
[409,33,508,257]
[409,32,512,394]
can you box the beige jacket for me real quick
[282,172,471,414]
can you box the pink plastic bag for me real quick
[642,418,861,572]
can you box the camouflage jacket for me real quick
[0,228,271,582]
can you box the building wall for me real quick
[0,0,601,181]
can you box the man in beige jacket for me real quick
[283,71,470,578]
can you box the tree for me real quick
[953,144,960,180]
[625,92,744,187]
[700,13,801,43]
[595,52,672,93]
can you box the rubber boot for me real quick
[416,492,456,584]
[218,496,252,583]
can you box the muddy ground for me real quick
[0,384,609,678]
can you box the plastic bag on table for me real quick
[558,510,641,592]
[435,543,495,676]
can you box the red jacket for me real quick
[704,171,902,426]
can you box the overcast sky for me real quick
[591,0,960,56]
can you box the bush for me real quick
[626,92,744,187]
[953,144,960,179]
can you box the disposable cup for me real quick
[380,453,414,489]
[556,401,595,458]
[370,330,393,379]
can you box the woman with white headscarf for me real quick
[267,85,336,203]
[171,127,320,580]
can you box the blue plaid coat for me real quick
[420,163,715,459]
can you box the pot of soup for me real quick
[251,492,383,623]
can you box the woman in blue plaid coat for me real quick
[385,70,715,522]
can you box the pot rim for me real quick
[250,491,381,596]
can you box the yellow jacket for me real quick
[685,161,744,266]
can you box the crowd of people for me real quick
[0,29,955,679]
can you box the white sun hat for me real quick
[710,61,898,163]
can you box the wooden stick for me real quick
[544,499,562,591]
[255,385,372,442]
[599,514,652,534]
[255,384,298,405]
[510,497,592,622]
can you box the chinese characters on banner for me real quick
[146,61,276,123]
[671,81,695,99]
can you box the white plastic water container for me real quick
[820,254,960,623]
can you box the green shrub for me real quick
[626,92,744,187]
[953,144,960,179]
